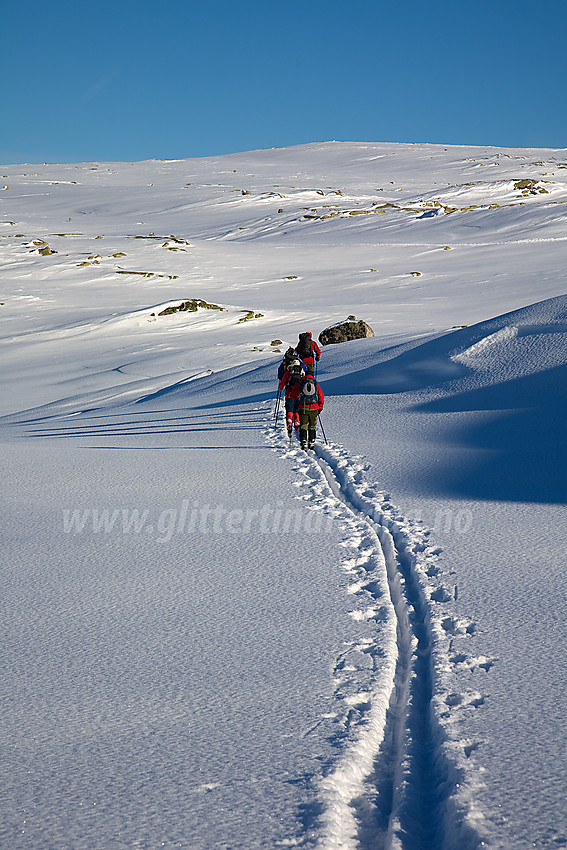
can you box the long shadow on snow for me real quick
[79,445,271,451]
[26,424,258,437]
[410,362,567,505]
[190,340,467,413]
[19,406,265,446]
[121,334,567,505]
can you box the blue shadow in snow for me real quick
[411,362,567,505]
[194,336,467,410]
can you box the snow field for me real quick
[2,141,566,848]
[1,405,370,850]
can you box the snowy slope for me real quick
[1,142,566,850]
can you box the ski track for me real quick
[264,408,490,850]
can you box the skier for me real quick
[278,359,306,437]
[296,332,321,371]
[297,371,324,451]
[277,347,298,381]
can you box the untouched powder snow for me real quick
[1,142,566,849]
[1,402,362,849]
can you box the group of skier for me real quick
[275,332,325,451]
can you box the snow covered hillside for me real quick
[1,142,566,849]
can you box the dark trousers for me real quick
[298,408,319,446]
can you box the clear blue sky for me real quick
[3,0,566,163]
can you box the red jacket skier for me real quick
[296,331,321,370]
[278,360,305,435]
[297,373,324,450]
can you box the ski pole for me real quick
[274,389,282,426]
[318,412,328,445]
[274,388,281,419]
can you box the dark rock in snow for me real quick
[158,299,224,316]
[319,318,374,346]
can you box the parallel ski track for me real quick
[267,418,484,850]
[312,445,449,850]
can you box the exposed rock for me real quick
[514,179,538,190]
[116,270,179,280]
[237,310,264,323]
[158,299,224,316]
[319,319,374,346]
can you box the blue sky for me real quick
[3,0,566,163]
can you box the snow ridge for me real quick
[266,419,490,849]
[452,325,518,365]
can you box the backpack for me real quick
[288,362,305,386]
[278,348,297,380]
[283,347,297,366]
[299,376,318,405]
[296,333,312,359]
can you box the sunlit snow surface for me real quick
[1,142,566,849]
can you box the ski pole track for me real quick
[264,406,491,850]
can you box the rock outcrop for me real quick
[319,318,374,346]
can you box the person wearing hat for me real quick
[278,359,306,437]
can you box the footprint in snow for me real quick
[335,650,373,672]
[350,605,389,623]
[442,615,476,636]
[463,740,481,758]
[340,535,365,548]
[361,579,383,597]
[450,653,497,673]
[345,692,372,711]
[445,691,485,709]
[430,586,453,603]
